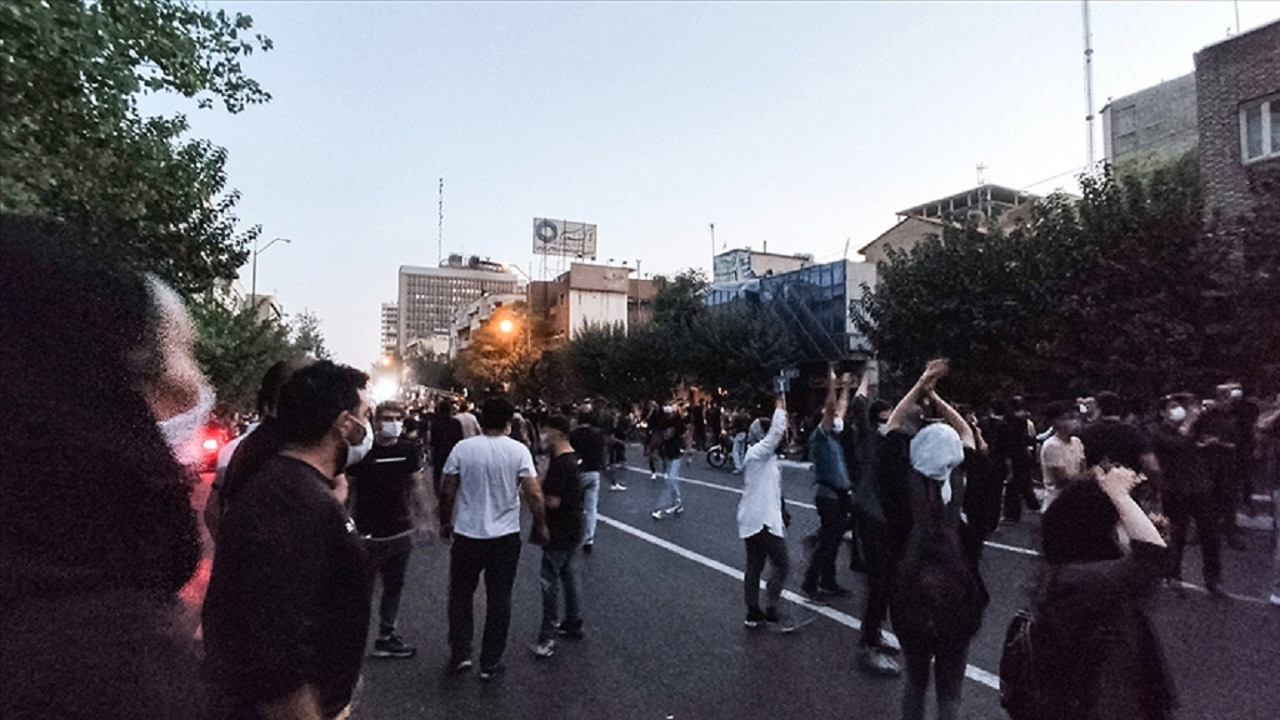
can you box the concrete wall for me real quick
[568,289,629,337]
[1101,74,1198,173]
[1195,21,1280,220]
[860,216,944,268]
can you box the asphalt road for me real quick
[189,445,1279,720]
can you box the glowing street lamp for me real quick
[498,318,515,334]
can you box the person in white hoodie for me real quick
[737,392,792,629]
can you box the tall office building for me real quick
[380,303,399,356]
[397,255,519,355]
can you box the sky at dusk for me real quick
[146,1,1280,366]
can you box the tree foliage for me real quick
[1,0,272,293]
[289,310,332,361]
[857,153,1280,402]
[190,296,294,415]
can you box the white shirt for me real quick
[213,422,259,489]
[456,411,482,439]
[443,434,537,539]
[737,407,788,539]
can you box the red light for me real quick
[202,438,220,452]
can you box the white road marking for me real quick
[597,513,1003,690]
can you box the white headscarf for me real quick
[910,423,965,504]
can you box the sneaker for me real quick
[860,646,902,676]
[651,509,668,520]
[582,542,593,555]
[1269,593,1280,607]
[530,639,555,659]
[671,503,685,515]
[763,607,796,632]
[799,584,828,605]
[449,658,473,675]
[650,472,658,480]
[556,621,585,640]
[371,633,417,659]
[609,483,627,492]
[478,663,505,681]
[819,584,853,598]
[744,607,767,628]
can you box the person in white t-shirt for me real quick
[1039,400,1086,508]
[440,397,547,680]
[455,404,482,439]
[737,393,791,629]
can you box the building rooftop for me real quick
[897,183,1038,220]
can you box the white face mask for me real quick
[379,420,403,439]
[832,417,845,434]
[346,419,374,467]
[157,384,216,465]
[1229,388,1243,399]
[877,422,891,437]
[1168,406,1187,423]
[1079,404,1089,415]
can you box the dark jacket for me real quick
[1033,541,1176,720]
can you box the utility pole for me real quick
[710,223,716,267]
[1082,0,1096,171]
[437,177,444,265]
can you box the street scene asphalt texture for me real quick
[188,443,1279,720]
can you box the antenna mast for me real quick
[1082,0,1096,171]
[437,177,444,264]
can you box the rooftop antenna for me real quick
[976,163,988,185]
[1234,0,1241,34]
[1082,0,1096,172]
[709,223,716,265]
[437,177,444,264]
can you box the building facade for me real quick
[713,248,815,283]
[527,263,657,344]
[397,256,519,355]
[1194,20,1280,221]
[705,258,877,360]
[1101,74,1199,174]
[448,292,526,358]
[380,303,399,357]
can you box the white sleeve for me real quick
[517,444,536,478]
[744,408,788,462]
[442,442,463,475]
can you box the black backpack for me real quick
[889,472,988,647]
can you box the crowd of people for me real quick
[4,215,1279,720]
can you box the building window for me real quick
[1240,94,1280,164]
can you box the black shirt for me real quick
[661,416,687,459]
[347,440,422,538]
[429,414,464,465]
[1077,418,1150,471]
[543,451,584,551]
[1150,422,1208,497]
[569,425,607,472]
[202,455,372,719]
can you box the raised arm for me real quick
[928,389,975,449]
[820,364,839,431]
[887,358,948,431]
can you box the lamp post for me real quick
[251,236,292,302]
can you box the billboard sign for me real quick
[533,218,597,259]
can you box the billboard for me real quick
[533,218,597,259]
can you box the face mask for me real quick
[832,418,845,434]
[1079,404,1089,415]
[346,418,374,467]
[1230,388,1243,399]
[877,422,890,436]
[379,420,402,439]
[1168,406,1187,423]
[158,384,216,465]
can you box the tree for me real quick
[454,303,542,397]
[1,0,272,294]
[189,294,294,415]
[289,310,332,361]
[685,303,804,406]
[652,269,709,328]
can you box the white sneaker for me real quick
[649,472,657,480]
[530,639,555,659]
[1270,593,1280,607]
[651,509,668,521]
[609,483,627,492]
[671,503,685,515]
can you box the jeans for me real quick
[365,533,413,637]
[1165,492,1221,585]
[901,639,970,720]
[580,471,601,545]
[804,495,850,590]
[539,549,581,642]
[448,533,521,669]
[731,433,746,471]
[743,529,789,612]
[656,457,684,510]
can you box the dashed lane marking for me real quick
[596,512,1003,691]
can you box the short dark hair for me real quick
[275,361,369,445]
[1047,400,1078,421]
[869,399,892,419]
[257,359,303,416]
[376,400,405,418]
[480,396,516,431]
[1041,479,1122,565]
[1096,391,1124,418]
[989,399,1009,416]
[577,406,598,427]
[544,414,571,436]
[436,399,454,415]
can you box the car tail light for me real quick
[202,438,220,452]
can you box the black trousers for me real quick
[743,529,789,612]
[448,533,521,669]
[1003,462,1040,523]
[804,495,850,590]
[365,534,413,637]
[1166,492,1222,585]
[860,518,903,648]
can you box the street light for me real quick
[498,318,515,334]
[251,236,292,301]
